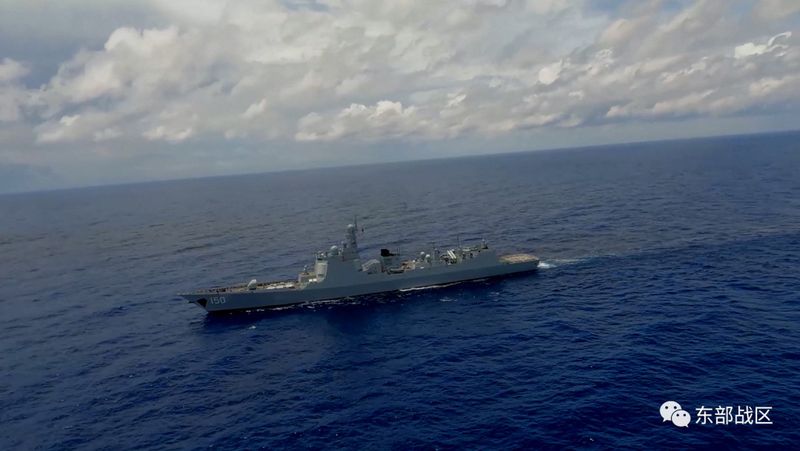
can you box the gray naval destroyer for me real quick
[180,223,539,313]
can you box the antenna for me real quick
[354,214,363,234]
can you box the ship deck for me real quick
[191,280,298,294]
[499,253,539,263]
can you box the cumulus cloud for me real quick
[0,0,799,191]
[0,58,29,83]
[14,0,800,143]
[144,125,194,143]
[296,101,421,141]
[735,32,792,58]
[242,99,268,119]
[0,58,30,122]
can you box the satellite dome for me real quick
[330,245,339,253]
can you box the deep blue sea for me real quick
[2,132,800,449]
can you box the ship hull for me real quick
[182,259,539,313]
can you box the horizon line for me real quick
[3,128,799,197]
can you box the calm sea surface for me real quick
[2,133,800,449]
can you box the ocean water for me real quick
[2,132,800,449]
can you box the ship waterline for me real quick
[180,223,539,312]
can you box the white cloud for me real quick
[0,58,29,83]
[36,115,82,143]
[651,90,716,117]
[242,99,268,119]
[1,0,799,191]
[538,61,563,85]
[18,0,798,146]
[735,31,792,58]
[144,125,194,143]
[296,100,420,141]
[0,58,30,122]
[93,127,122,142]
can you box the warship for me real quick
[180,222,539,312]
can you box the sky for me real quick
[0,0,798,193]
